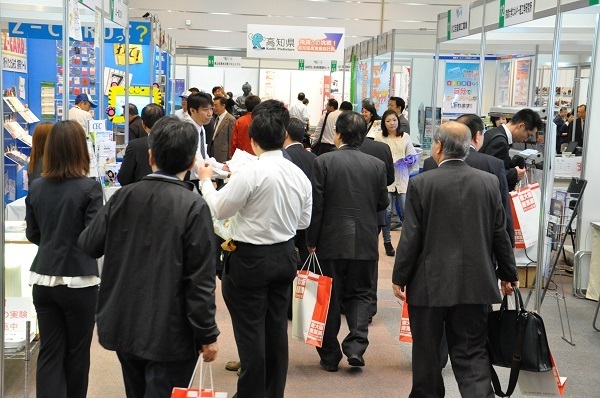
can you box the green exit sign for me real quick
[208,55,215,67]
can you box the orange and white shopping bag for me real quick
[292,252,333,347]
[398,300,413,343]
[171,358,228,398]
[510,182,541,249]
[518,353,567,397]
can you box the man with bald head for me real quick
[392,122,519,397]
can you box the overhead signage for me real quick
[447,4,470,40]
[79,0,97,10]
[110,0,128,28]
[1,33,27,73]
[377,33,387,56]
[8,22,151,45]
[360,41,368,60]
[442,62,479,115]
[208,55,242,68]
[247,24,345,61]
[499,0,534,28]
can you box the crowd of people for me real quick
[24,88,534,398]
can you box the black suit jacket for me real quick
[285,143,317,180]
[423,148,515,246]
[479,126,519,189]
[128,116,147,141]
[393,161,517,307]
[26,177,103,277]
[118,136,152,186]
[360,138,395,227]
[567,119,584,147]
[307,146,389,260]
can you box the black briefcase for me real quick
[487,286,552,397]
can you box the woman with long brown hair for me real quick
[28,122,53,183]
[25,120,102,398]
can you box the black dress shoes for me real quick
[320,360,339,372]
[384,241,395,256]
[347,354,365,367]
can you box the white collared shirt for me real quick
[214,110,228,132]
[313,110,342,145]
[175,108,193,122]
[188,119,208,180]
[439,158,464,167]
[289,101,310,123]
[201,150,312,245]
[502,124,513,145]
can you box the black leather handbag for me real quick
[487,286,552,397]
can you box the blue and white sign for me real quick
[8,22,151,45]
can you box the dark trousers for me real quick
[408,304,494,398]
[222,239,297,398]
[317,259,374,365]
[32,284,98,398]
[315,142,336,156]
[116,352,197,398]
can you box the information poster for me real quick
[512,58,531,106]
[357,60,371,106]
[442,62,479,115]
[495,60,511,106]
[1,33,27,73]
[371,61,390,112]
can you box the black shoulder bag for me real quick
[312,112,330,156]
[487,286,552,397]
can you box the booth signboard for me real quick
[499,0,535,28]
[447,4,470,40]
[246,24,345,61]
[360,41,368,60]
[442,62,479,115]
[377,33,387,56]
[110,0,128,28]
[1,33,27,73]
[8,22,151,45]
[208,56,242,68]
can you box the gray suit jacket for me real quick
[393,160,517,307]
[210,112,236,163]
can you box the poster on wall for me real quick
[442,62,479,115]
[512,58,531,106]
[357,61,371,105]
[371,61,390,112]
[495,60,511,106]
[246,24,345,61]
[1,33,27,73]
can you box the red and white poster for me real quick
[2,33,27,73]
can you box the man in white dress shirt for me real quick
[186,92,214,189]
[288,92,310,126]
[312,98,342,155]
[68,93,96,131]
[198,100,312,398]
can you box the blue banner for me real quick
[8,22,151,45]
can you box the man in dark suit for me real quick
[423,114,514,247]
[567,104,586,147]
[126,104,147,142]
[479,108,543,190]
[307,111,389,371]
[359,134,394,320]
[285,117,317,264]
[118,104,165,186]
[393,121,519,397]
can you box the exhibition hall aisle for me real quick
[5,231,600,397]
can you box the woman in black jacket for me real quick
[26,120,103,398]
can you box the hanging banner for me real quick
[495,60,512,106]
[357,60,372,104]
[208,55,242,68]
[442,62,479,115]
[69,0,83,41]
[500,0,535,28]
[512,58,531,106]
[371,61,390,112]
[247,24,345,61]
[1,33,27,73]
[447,4,470,40]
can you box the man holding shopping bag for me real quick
[307,111,389,371]
[198,100,312,398]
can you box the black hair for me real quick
[128,103,139,116]
[214,96,227,106]
[327,99,339,110]
[490,116,503,127]
[245,95,261,113]
[362,104,380,120]
[249,100,289,151]
[287,118,307,143]
[212,86,222,95]
[302,98,309,106]
[455,113,484,140]
[389,97,406,113]
[340,101,353,111]
[148,116,198,174]
[187,92,214,115]
[511,108,544,132]
[188,87,200,93]
[297,92,306,101]
[336,111,367,147]
[381,110,402,138]
[141,104,165,129]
